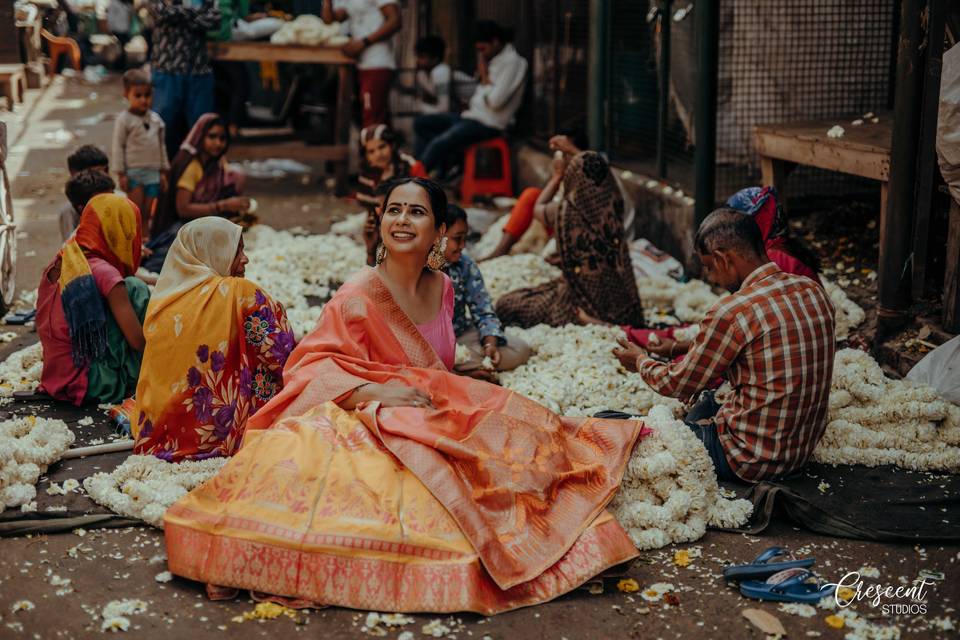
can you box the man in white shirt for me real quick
[322,0,402,127]
[415,21,528,174]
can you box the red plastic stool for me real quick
[460,137,512,204]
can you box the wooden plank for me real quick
[228,140,349,163]
[944,199,960,332]
[754,131,890,181]
[754,113,893,153]
[208,41,354,65]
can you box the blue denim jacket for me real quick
[445,253,506,344]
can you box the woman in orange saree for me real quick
[164,178,647,614]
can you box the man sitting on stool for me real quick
[614,208,836,483]
[415,21,528,178]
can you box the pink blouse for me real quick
[416,274,456,370]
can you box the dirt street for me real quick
[0,76,957,640]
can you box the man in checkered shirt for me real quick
[615,208,835,483]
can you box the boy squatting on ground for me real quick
[112,69,170,230]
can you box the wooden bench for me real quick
[208,41,355,195]
[754,114,892,217]
[0,64,27,107]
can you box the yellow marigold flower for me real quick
[837,586,856,602]
[617,578,640,593]
[825,614,845,629]
[673,549,692,567]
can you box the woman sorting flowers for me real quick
[143,113,250,273]
[357,124,428,266]
[495,151,644,328]
[133,218,294,462]
[164,178,646,614]
[725,186,821,285]
[37,193,150,406]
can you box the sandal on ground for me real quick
[739,567,836,604]
[722,545,815,583]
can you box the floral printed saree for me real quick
[164,268,647,614]
[133,218,294,461]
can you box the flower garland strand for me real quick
[83,455,227,527]
[0,416,75,511]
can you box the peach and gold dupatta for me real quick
[242,268,648,591]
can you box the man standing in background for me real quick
[147,0,221,159]
[322,0,402,127]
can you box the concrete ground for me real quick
[0,75,957,640]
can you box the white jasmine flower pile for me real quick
[476,253,561,303]
[83,455,227,528]
[243,225,366,336]
[813,348,960,472]
[269,14,348,46]
[499,323,679,416]
[100,599,148,633]
[634,276,718,323]
[610,405,753,550]
[823,279,867,341]
[470,214,551,259]
[0,342,43,397]
[0,416,75,511]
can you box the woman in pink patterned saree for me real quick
[164,178,647,614]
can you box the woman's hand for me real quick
[117,173,129,193]
[221,196,251,213]
[549,135,581,157]
[576,307,609,326]
[341,380,435,410]
[613,337,648,373]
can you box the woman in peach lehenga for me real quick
[163,178,647,614]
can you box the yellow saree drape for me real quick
[165,268,647,614]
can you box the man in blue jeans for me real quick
[147,0,221,160]
[414,21,528,176]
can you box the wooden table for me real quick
[208,41,355,195]
[754,114,893,217]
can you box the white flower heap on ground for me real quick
[0,343,43,397]
[471,214,552,259]
[84,455,227,527]
[0,416,75,511]
[635,277,720,324]
[823,279,866,341]
[610,405,753,550]
[814,348,960,472]
[499,324,680,416]
[243,225,367,336]
[476,253,562,304]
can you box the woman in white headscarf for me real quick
[132,218,294,462]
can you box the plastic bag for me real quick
[906,334,960,405]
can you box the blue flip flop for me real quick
[739,567,836,604]
[723,546,815,583]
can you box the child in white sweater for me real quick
[111,69,169,230]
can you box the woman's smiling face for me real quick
[380,182,441,260]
